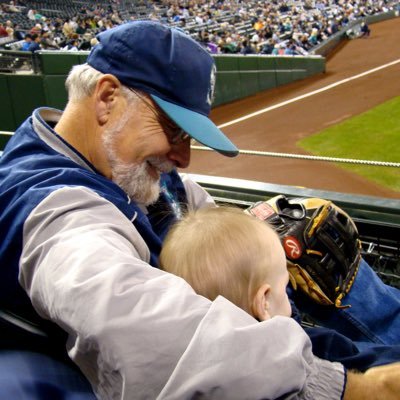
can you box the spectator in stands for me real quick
[207,40,219,54]
[89,37,99,48]
[329,18,340,34]
[40,31,60,50]
[219,36,238,53]
[34,10,44,22]
[271,43,280,55]
[0,23,8,38]
[360,21,371,37]
[298,33,312,51]
[29,23,41,36]
[27,8,36,21]
[260,38,275,54]
[76,21,87,35]
[195,13,203,24]
[283,17,293,32]
[7,1,21,13]
[309,27,320,45]
[62,18,74,38]
[284,40,297,55]
[250,31,260,46]
[240,39,255,55]
[198,29,209,49]
[20,33,32,51]
[5,20,14,37]
[13,23,25,41]
[253,17,264,31]
[78,32,93,51]
[28,33,41,52]
[62,37,79,51]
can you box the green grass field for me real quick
[298,96,400,193]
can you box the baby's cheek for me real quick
[284,294,292,317]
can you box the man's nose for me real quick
[167,138,191,168]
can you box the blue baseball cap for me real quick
[87,21,238,157]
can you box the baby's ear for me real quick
[251,283,271,321]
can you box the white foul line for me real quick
[218,58,400,129]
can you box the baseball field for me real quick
[186,17,400,200]
[299,95,400,192]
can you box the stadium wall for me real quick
[0,52,325,131]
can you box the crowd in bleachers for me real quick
[0,0,399,56]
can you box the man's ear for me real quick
[94,74,121,125]
[251,283,271,321]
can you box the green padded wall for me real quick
[0,52,326,130]
[304,56,325,75]
[290,57,309,81]
[214,56,242,105]
[0,74,16,131]
[274,57,295,86]
[257,57,277,91]
[40,52,83,75]
[238,56,260,98]
[44,75,68,110]
[366,10,396,24]
[78,53,89,64]
[7,74,46,127]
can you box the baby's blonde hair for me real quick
[159,206,281,313]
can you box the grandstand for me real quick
[1,0,400,55]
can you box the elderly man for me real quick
[0,21,399,400]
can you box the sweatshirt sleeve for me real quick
[180,173,217,209]
[19,186,345,400]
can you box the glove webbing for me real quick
[304,203,360,306]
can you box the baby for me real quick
[159,206,292,320]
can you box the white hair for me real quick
[65,63,138,103]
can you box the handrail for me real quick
[192,145,400,168]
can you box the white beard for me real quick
[102,117,174,206]
[109,156,173,206]
[109,159,161,205]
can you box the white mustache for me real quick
[147,157,174,173]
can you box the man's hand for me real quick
[345,362,400,399]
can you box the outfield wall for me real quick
[0,51,325,131]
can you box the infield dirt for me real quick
[186,17,400,200]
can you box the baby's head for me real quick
[160,206,291,320]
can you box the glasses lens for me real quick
[129,88,190,145]
[170,129,190,145]
[156,109,189,145]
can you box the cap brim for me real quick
[151,94,239,157]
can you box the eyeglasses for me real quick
[128,88,190,146]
